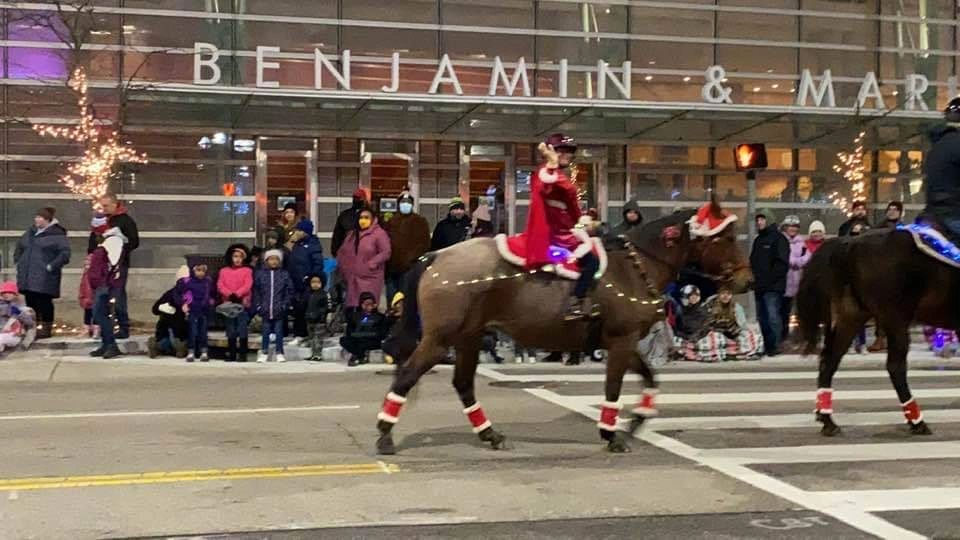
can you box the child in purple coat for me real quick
[178,263,214,362]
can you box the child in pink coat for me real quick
[217,244,254,362]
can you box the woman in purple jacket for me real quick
[336,208,391,310]
[782,215,811,342]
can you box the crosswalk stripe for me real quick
[486,369,960,383]
[701,441,960,464]
[564,387,960,407]
[641,409,960,431]
[815,487,960,512]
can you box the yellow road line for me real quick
[0,462,400,491]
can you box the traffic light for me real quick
[734,143,768,172]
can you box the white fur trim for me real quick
[578,215,592,226]
[597,421,619,432]
[386,392,407,404]
[907,415,924,424]
[463,402,483,415]
[570,227,593,259]
[632,407,659,417]
[817,388,833,393]
[377,412,399,424]
[538,168,558,184]
[546,199,568,210]
[472,420,493,433]
[494,234,527,267]
[900,397,915,407]
[688,214,738,237]
[594,238,608,278]
[600,401,620,410]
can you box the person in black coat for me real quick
[14,207,71,339]
[924,100,960,240]
[838,200,872,237]
[750,213,789,356]
[331,189,369,258]
[147,267,189,358]
[340,291,388,367]
[431,197,472,251]
[608,198,643,238]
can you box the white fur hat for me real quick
[264,249,284,263]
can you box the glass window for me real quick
[538,2,628,33]
[537,36,627,66]
[442,0,534,28]
[122,15,234,49]
[629,42,712,71]
[342,27,437,59]
[630,6,713,38]
[238,21,337,54]
[343,0,439,24]
[443,33,534,63]
[240,0,338,17]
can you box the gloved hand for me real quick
[158,303,176,315]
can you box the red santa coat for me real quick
[524,164,588,269]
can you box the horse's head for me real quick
[687,198,753,293]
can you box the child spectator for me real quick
[254,249,294,363]
[179,263,214,362]
[304,274,328,361]
[79,211,109,339]
[87,227,126,359]
[340,291,388,367]
[288,220,325,344]
[147,266,190,359]
[705,285,763,360]
[0,282,35,354]
[217,244,254,362]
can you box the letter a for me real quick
[428,54,464,95]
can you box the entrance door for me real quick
[255,138,318,243]
[361,152,414,216]
[461,144,515,234]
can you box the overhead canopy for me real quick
[123,89,937,149]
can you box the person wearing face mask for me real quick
[337,208,392,311]
[331,188,369,258]
[383,189,430,304]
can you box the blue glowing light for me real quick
[547,245,572,264]
[899,223,960,264]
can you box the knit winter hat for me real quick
[283,202,298,213]
[264,249,284,263]
[359,291,377,305]
[681,284,700,299]
[808,220,826,234]
[175,265,190,282]
[448,197,465,211]
[295,219,314,236]
[0,281,18,296]
[36,207,55,222]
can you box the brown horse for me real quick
[374,205,753,455]
[797,228,953,436]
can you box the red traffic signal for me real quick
[734,143,768,172]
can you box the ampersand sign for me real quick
[701,65,733,104]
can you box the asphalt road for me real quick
[0,352,958,539]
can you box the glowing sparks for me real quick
[31,67,148,202]
[830,131,867,216]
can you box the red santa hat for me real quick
[688,203,738,237]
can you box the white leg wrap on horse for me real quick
[633,389,660,417]
[378,392,407,424]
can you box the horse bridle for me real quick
[621,235,745,287]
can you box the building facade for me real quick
[0,0,951,317]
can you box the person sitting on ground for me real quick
[0,282,35,355]
[179,264,214,363]
[340,291,388,367]
[672,285,715,361]
[704,285,763,360]
[304,274,329,362]
[147,266,190,359]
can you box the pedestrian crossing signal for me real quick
[734,143,768,172]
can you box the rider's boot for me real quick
[564,296,587,321]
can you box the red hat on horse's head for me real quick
[689,202,738,237]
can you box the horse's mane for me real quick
[625,208,697,249]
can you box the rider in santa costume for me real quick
[525,133,599,320]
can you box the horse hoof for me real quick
[820,423,841,437]
[376,434,396,455]
[478,427,509,450]
[910,421,933,435]
[606,432,632,453]
[628,415,647,435]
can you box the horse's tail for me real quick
[382,252,437,367]
[796,239,842,356]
